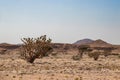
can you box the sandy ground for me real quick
[0,50,120,80]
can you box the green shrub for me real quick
[20,35,52,63]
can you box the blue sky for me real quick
[0,0,120,44]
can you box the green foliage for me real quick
[88,52,100,60]
[20,35,52,63]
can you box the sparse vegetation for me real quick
[74,77,79,80]
[0,36,120,80]
[0,49,7,55]
[13,75,16,78]
[88,52,100,60]
[73,45,93,60]
[20,35,52,63]
[74,77,83,80]
[118,54,120,58]
[72,55,81,60]
[78,45,90,58]
[51,52,57,56]
[94,47,116,57]
[103,47,113,57]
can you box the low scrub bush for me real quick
[20,35,52,63]
[88,52,100,60]
[118,54,120,59]
[78,45,90,58]
[72,55,81,60]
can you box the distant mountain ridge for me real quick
[73,38,94,45]
[89,39,112,47]
[0,43,20,50]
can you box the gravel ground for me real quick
[0,51,120,80]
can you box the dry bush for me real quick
[118,54,120,59]
[88,52,100,60]
[20,35,52,63]
[102,48,112,57]
[94,47,115,57]
[51,52,57,56]
[78,45,91,58]
[103,51,110,57]
[72,55,81,60]
[0,49,7,55]
[73,45,92,60]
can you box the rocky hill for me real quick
[89,39,112,47]
[73,39,94,45]
[0,43,20,50]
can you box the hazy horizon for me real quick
[0,0,120,44]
